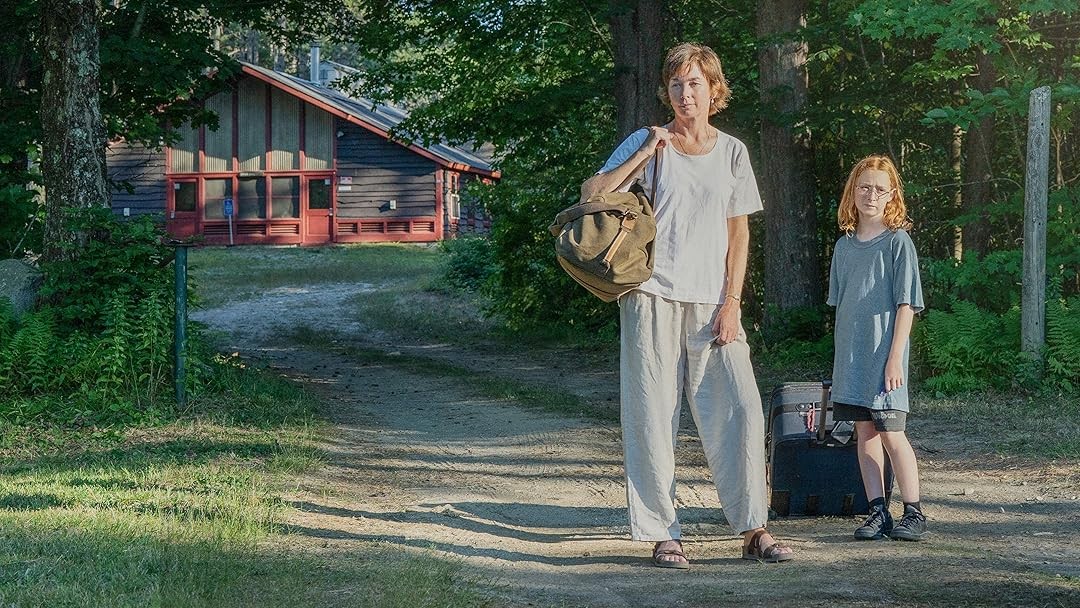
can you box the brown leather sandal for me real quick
[741,529,794,563]
[652,540,690,570]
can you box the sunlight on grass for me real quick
[0,421,491,608]
[0,509,494,607]
[917,391,1080,459]
[0,356,492,607]
[190,244,442,307]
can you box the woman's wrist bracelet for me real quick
[726,294,741,302]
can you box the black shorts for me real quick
[833,403,907,432]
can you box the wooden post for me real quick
[1022,86,1050,367]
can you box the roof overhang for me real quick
[240,64,500,179]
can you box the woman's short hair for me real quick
[837,155,913,234]
[659,42,731,115]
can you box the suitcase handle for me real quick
[817,380,832,443]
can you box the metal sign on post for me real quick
[223,197,235,246]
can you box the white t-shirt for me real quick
[599,127,763,304]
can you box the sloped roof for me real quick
[241,62,499,178]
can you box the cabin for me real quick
[107,61,498,245]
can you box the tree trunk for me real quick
[950,125,963,261]
[961,50,996,259]
[608,0,664,141]
[40,0,111,262]
[244,30,260,64]
[757,0,820,329]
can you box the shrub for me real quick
[0,208,210,424]
[438,236,497,292]
[38,206,175,333]
[913,292,1080,395]
[0,184,41,259]
[475,103,621,332]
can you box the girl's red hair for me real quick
[837,155,912,234]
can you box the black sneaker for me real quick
[854,506,893,540]
[889,508,927,541]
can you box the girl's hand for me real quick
[643,126,672,153]
[712,300,740,345]
[884,356,904,392]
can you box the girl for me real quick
[828,155,927,541]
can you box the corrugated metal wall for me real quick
[204,91,233,173]
[270,88,299,170]
[305,106,333,170]
[170,122,198,173]
[238,79,265,171]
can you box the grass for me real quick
[0,349,492,607]
[916,390,1080,459]
[192,244,620,355]
[190,244,442,307]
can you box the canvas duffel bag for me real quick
[548,153,659,302]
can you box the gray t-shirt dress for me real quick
[827,229,924,412]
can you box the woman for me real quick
[580,42,793,568]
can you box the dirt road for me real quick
[195,283,1080,607]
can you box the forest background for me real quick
[1,0,1079,415]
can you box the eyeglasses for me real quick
[855,185,895,199]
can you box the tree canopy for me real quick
[11,1,1080,350]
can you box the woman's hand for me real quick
[643,126,673,154]
[580,125,670,203]
[884,355,904,392]
[711,299,741,345]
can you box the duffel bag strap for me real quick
[601,212,638,268]
[600,143,662,202]
[550,199,634,235]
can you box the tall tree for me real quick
[609,0,665,139]
[39,0,111,262]
[757,0,820,329]
[961,49,996,259]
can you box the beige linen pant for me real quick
[619,291,768,540]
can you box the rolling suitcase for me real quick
[766,380,892,517]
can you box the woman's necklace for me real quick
[676,130,715,155]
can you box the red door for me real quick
[167,179,199,239]
[304,176,334,244]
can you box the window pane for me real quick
[271,177,299,218]
[175,182,196,212]
[204,179,231,219]
[237,177,266,219]
[308,178,330,210]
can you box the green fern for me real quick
[0,297,15,350]
[0,298,13,388]
[62,330,100,396]
[1046,295,1080,391]
[133,287,172,408]
[916,300,1021,394]
[4,310,58,394]
[97,291,134,407]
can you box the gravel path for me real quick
[194,282,1080,607]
